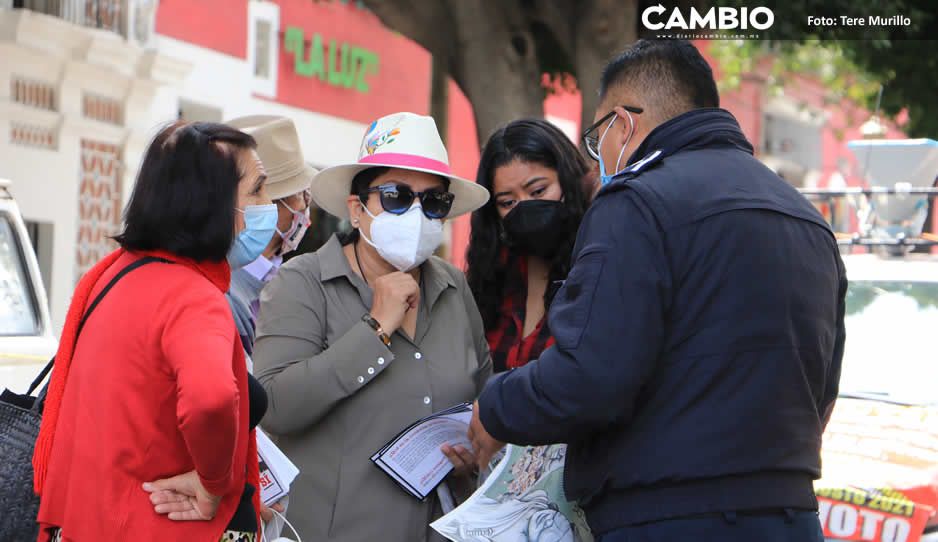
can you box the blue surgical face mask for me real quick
[228,204,278,269]
[598,112,635,187]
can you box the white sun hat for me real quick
[310,112,490,219]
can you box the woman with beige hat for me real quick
[224,115,318,358]
[253,112,492,541]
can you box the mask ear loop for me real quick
[597,115,618,176]
[613,109,636,174]
[358,201,380,249]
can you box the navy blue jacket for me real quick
[478,108,847,534]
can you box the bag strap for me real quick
[26,256,172,396]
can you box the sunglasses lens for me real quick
[421,191,454,219]
[378,185,415,214]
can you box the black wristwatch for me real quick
[362,314,391,347]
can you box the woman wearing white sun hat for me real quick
[253,112,493,541]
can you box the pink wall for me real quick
[445,80,481,271]
[270,0,431,124]
[697,40,907,189]
[156,0,248,58]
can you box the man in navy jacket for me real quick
[469,40,846,541]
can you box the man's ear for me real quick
[612,106,638,145]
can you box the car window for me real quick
[843,280,938,405]
[0,214,40,336]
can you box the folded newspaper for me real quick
[257,428,300,506]
[371,402,474,501]
[431,444,593,542]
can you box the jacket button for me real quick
[414,352,423,360]
[423,396,431,405]
[367,367,375,375]
[357,376,364,384]
[377,357,385,365]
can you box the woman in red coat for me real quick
[32,122,275,541]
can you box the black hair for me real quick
[114,121,257,261]
[600,39,719,122]
[466,118,590,331]
[340,166,451,245]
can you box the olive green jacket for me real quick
[254,235,492,541]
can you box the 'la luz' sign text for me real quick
[284,27,380,94]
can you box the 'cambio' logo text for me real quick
[642,4,775,31]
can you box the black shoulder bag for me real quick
[0,256,169,541]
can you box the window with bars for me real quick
[248,0,279,98]
[11,77,57,111]
[254,19,272,79]
[10,122,56,150]
[82,93,123,125]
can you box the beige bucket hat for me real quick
[226,115,318,200]
[310,112,489,219]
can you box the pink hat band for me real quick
[358,152,452,175]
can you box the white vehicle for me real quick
[839,253,938,406]
[816,253,938,542]
[0,178,56,394]
[804,139,938,542]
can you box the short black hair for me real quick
[114,121,257,261]
[600,39,719,122]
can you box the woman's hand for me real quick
[260,500,286,523]
[442,443,479,478]
[370,271,419,334]
[143,470,221,521]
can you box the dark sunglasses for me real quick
[582,105,643,161]
[359,183,455,219]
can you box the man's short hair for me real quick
[600,39,719,122]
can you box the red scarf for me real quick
[32,248,261,534]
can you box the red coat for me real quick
[35,250,254,541]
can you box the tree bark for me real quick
[363,0,457,63]
[573,0,638,133]
[365,0,643,148]
[444,0,545,147]
[366,0,545,149]
[430,53,450,145]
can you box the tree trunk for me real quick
[430,53,450,145]
[574,0,638,132]
[452,46,545,148]
[446,0,545,148]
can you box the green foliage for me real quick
[710,39,882,119]
[718,0,938,137]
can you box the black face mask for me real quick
[502,200,572,258]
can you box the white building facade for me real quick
[1,0,580,331]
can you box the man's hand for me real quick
[468,400,505,470]
[441,444,478,477]
[143,470,221,521]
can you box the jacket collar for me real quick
[624,108,754,169]
[318,234,350,282]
